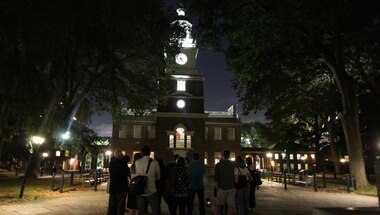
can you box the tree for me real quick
[0,0,176,175]
[191,0,380,188]
[241,122,274,148]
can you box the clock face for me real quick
[175,53,188,65]
[176,99,186,108]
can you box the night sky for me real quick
[89,0,267,137]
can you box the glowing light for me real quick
[61,132,70,140]
[42,152,48,158]
[105,151,112,156]
[31,136,45,145]
[266,153,273,158]
[340,158,346,163]
[70,158,75,165]
[72,116,77,121]
[177,100,185,108]
[56,151,61,157]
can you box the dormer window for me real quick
[177,80,186,91]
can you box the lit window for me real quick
[119,125,127,138]
[169,135,174,148]
[133,125,142,138]
[186,135,192,148]
[311,154,315,159]
[214,127,222,140]
[281,153,286,159]
[227,128,235,140]
[214,152,221,165]
[230,152,236,161]
[204,152,208,165]
[148,126,156,139]
[289,154,294,160]
[290,163,295,170]
[297,164,302,170]
[304,154,308,159]
[177,80,186,91]
[176,127,185,148]
[297,154,301,160]
[274,153,279,160]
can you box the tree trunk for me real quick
[327,121,341,175]
[323,52,370,188]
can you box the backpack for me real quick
[235,167,248,189]
[129,158,152,195]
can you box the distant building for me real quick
[111,7,241,167]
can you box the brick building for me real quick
[111,7,241,167]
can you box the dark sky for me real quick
[89,0,267,137]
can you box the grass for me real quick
[0,174,93,205]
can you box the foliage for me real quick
[241,122,274,148]
[0,0,177,165]
[190,0,380,187]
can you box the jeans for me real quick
[137,192,160,215]
[187,188,205,215]
[173,196,187,215]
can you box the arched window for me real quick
[176,127,185,148]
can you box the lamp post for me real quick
[19,135,45,198]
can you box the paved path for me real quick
[0,179,378,215]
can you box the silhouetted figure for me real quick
[246,157,262,210]
[187,153,206,215]
[107,150,129,215]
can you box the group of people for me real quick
[107,146,261,215]
[214,149,262,215]
[107,145,206,215]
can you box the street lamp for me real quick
[19,135,45,198]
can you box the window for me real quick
[227,128,235,140]
[133,125,142,138]
[289,154,294,160]
[169,135,174,148]
[177,80,186,91]
[297,154,301,160]
[311,154,315,159]
[290,163,295,171]
[274,153,279,160]
[230,152,236,161]
[214,127,222,140]
[214,152,221,165]
[148,126,156,139]
[176,127,185,148]
[119,125,127,138]
[205,127,208,140]
[297,164,302,170]
[204,152,208,165]
[186,135,192,148]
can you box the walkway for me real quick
[0,178,378,215]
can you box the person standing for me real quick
[107,149,129,215]
[187,153,206,215]
[214,149,236,215]
[135,145,161,215]
[171,156,188,215]
[246,157,262,210]
[234,155,252,215]
[127,153,143,215]
[122,155,132,213]
[164,154,179,215]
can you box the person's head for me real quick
[193,152,200,161]
[114,149,123,159]
[246,157,253,166]
[223,149,231,159]
[176,156,185,167]
[173,154,179,162]
[123,154,131,163]
[133,153,142,163]
[236,155,245,166]
[141,145,150,156]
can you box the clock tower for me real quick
[155,6,207,158]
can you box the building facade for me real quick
[111,7,241,167]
